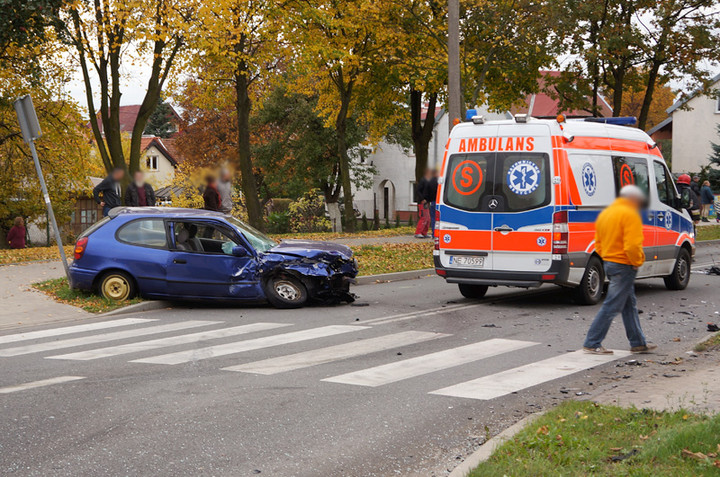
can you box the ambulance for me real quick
[434,114,695,304]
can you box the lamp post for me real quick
[448,0,461,133]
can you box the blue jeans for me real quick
[583,262,646,349]
[102,205,111,217]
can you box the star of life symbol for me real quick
[507,160,541,196]
[443,233,451,244]
[537,236,547,247]
[582,163,596,196]
[664,211,672,230]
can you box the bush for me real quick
[288,189,331,233]
[361,212,369,231]
[395,215,400,228]
[267,211,290,234]
[270,198,292,214]
[408,213,413,227]
[373,214,380,230]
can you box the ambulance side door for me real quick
[651,160,681,275]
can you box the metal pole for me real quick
[448,0,461,134]
[28,140,70,279]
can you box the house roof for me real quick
[141,136,181,167]
[92,104,181,134]
[154,185,187,199]
[666,71,720,115]
[510,71,613,118]
[647,116,673,136]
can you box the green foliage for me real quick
[33,277,142,313]
[373,214,380,231]
[0,0,63,66]
[266,211,290,234]
[395,215,400,228]
[287,189,331,233]
[361,212,369,231]
[144,98,176,138]
[407,213,413,227]
[270,198,292,214]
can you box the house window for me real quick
[146,155,159,171]
[410,181,417,204]
[715,96,720,114]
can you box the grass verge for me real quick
[697,224,720,241]
[33,277,142,314]
[469,401,720,477]
[31,243,434,312]
[694,333,720,352]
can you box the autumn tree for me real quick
[61,0,189,176]
[186,0,283,230]
[0,0,64,64]
[618,76,675,130]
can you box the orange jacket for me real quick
[594,198,645,267]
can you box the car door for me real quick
[652,160,681,275]
[165,220,261,299]
[114,218,171,297]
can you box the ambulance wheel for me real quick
[458,284,489,299]
[574,257,604,305]
[664,248,691,291]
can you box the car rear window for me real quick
[444,152,550,212]
[78,216,111,239]
[116,219,168,248]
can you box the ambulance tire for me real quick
[664,248,691,291]
[574,257,605,305]
[458,284,489,299]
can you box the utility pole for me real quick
[448,0,461,134]
[14,95,70,280]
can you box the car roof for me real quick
[108,207,229,219]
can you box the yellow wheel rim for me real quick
[102,275,130,301]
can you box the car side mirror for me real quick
[231,245,248,257]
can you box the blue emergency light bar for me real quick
[583,116,637,126]
[465,109,478,121]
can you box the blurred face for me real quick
[134,171,144,184]
[112,169,124,181]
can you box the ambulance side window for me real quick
[612,157,649,197]
[653,161,675,207]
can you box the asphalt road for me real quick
[1,242,719,477]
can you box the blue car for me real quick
[70,208,358,308]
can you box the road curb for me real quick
[448,412,545,477]
[696,239,720,246]
[355,268,436,286]
[98,300,172,318]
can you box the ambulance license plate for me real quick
[451,256,485,267]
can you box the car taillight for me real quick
[552,211,569,254]
[74,237,88,260]
[434,209,441,249]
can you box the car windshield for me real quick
[226,217,277,252]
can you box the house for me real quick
[354,71,613,222]
[661,72,720,174]
[138,136,181,187]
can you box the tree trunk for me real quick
[410,89,437,183]
[235,71,265,231]
[336,82,355,233]
[611,68,625,116]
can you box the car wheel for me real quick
[99,271,136,302]
[664,248,691,290]
[574,257,605,305]
[458,283,489,299]
[265,276,308,309]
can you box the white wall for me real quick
[141,145,176,187]
[671,85,720,173]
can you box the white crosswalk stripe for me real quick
[0,320,218,357]
[430,349,631,400]
[0,376,85,394]
[131,325,369,365]
[323,338,539,387]
[223,331,450,375]
[46,322,291,361]
[0,318,155,345]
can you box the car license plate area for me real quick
[449,255,485,268]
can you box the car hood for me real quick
[267,240,353,261]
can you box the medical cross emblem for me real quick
[582,163,596,196]
[507,160,541,196]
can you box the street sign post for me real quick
[13,95,70,280]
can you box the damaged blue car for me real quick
[69,208,358,308]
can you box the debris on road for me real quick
[708,323,720,332]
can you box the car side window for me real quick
[653,161,675,207]
[612,156,649,197]
[172,222,239,254]
[116,219,168,248]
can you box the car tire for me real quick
[265,276,308,309]
[664,248,691,290]
[458,283,489,299]
[99,271,136,302]
[574,257,605,305]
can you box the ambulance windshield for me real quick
[444,152,551,213]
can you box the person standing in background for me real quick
[700,180,714,223]
[203,175,222,212]
[93,167,125,216]
[424,169,439,235]
[691,175,701,196]
[217,169,233,214]
[6,217,26,249]
[414,169,431,238]
[125,171,156,207]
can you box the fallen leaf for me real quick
[672,337,681,342]
[714,460,720,468]
[536,425,549,435]
[639,435,649,441]
[681,449,708,460]
[610,447,623,452]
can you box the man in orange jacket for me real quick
[583,185,657,355]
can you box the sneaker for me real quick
[414,234,424,239]
[583,346,614,355]
[702,218,710,223]
[630,343,658,354]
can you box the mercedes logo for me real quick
[488,198,499,209]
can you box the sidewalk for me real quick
[0,261,90,330]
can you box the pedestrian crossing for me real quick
[0,317,629,400]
